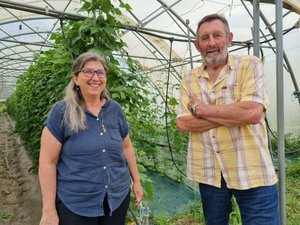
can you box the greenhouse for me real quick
[0,0,300,225]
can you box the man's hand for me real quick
[187,94,200,111]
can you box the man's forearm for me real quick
[194,101,264,126]
[176,115,219,133]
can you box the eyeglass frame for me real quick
[79,68,107,78]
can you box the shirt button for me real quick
[96,118,99,121]
[105,185,108,188]
[100,132,103,135]
[102,149,106,152]
[103,166,107,170]
[212,136,215,138]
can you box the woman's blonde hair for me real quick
[63,52,109,132]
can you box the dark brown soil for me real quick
[0,112,42,225]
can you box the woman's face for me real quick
[73,60,107,100]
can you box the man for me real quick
[176,14,279,225]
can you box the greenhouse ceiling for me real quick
[0,0,300,103]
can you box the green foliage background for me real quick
[6,0,188,204]
[4,1,300,224]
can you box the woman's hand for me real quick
[132,180,143,206]
[39,209,59,225]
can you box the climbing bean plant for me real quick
[7,0,189,202]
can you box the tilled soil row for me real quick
[0,112,41,225]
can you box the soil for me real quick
[0,112,42,225]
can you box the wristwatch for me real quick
[190,103,199,116]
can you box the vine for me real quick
[6,0,190,208]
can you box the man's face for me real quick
[194,19,233,66]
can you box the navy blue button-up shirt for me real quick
[44,99,130,217]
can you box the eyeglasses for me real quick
[80,68,106,78]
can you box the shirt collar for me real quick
[196,54,234,78]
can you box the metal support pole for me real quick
[252,0,260,57]
[275,0,286,224]
[186,19,194,69]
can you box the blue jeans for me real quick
[199,176,279,225]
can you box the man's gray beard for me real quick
[201,48,228,66]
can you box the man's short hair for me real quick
[196,13,230,37]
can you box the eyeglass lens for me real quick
[82,68,106,77]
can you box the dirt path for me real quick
[0,112,42,225]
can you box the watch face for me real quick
[191,106,195,115]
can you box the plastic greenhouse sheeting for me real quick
[0,0,299,133]
[1,1,300,224]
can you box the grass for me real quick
[0,103,7,113]
[285,158,300,225]
[0,212,13,221]
[136,158,300,225]
[149,202,204,225]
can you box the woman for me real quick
[39,52,143,225]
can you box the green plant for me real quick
[5,0,192,217]
[0,212,13,221]
[0,102,7,113]
[6,0,155,203]
[270,132,300,156]
[151,158,300,225]
[148,201,203,225]
[284,158,300,225]
[229,197,242,225]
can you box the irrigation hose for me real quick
[129,206,140,225]
[164,37,186,177]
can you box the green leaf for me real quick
[169,97,178,105]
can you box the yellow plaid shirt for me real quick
[177,55,278,189]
